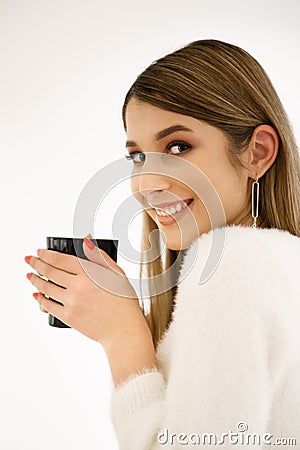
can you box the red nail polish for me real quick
[32,292,38,299]
[25,256,31,264]
[26,272,32,280]
[84,237,95,250]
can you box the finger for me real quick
[83,237,124,275]
[28,273,68,306]
[26,255,75,288]
[37,249,80,275]
[33,292,65,321]
[40,305,48,313]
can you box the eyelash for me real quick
[124,140,192,163]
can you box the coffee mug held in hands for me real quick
[46,237,119,328]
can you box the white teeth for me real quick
[156,200,191,216]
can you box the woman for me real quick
[25,40,300,449]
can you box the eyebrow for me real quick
[125,124,194,148]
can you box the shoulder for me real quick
[175,224,300,314]
[218,223,300,260]
[170,225,300,368]
[180,224,300,284]
[183,223,300,266]
[161,227,300,403]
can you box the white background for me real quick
[0,0,299,449]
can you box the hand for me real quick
[24,236,150,350]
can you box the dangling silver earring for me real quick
[251,175,260,228]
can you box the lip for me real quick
[155,199,194,226]
[149,198,193,210]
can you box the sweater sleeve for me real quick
[110,368,167,449]
[110,231,297,450]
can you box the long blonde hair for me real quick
[122,39,300,350]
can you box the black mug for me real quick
[46,237,119,328]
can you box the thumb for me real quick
[82,235,124,275]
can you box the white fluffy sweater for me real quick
[110,225,300,449]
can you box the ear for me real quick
[247,124,279,179]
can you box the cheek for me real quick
[211,169,244,213]
[130,176,147,209]
[199,159,233,197]
[130,173,144,199]
[130,176,138,194]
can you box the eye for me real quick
[124,152,146,164]
[166,140,192,155]
[124,140,192,164]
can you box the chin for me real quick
[153,215,201,251]
[165,243,180,251]
[164,236,194,251]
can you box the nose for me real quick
[137,171,171,199]
[130,152,172,202]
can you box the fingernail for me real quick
[84,237,95,250]
[32,292,38,299]
[24,256,31,264]
[26,272,33,280]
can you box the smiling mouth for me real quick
[154,199,193,216]
[152,199,194,227]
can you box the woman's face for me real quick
[125,98,253,250]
